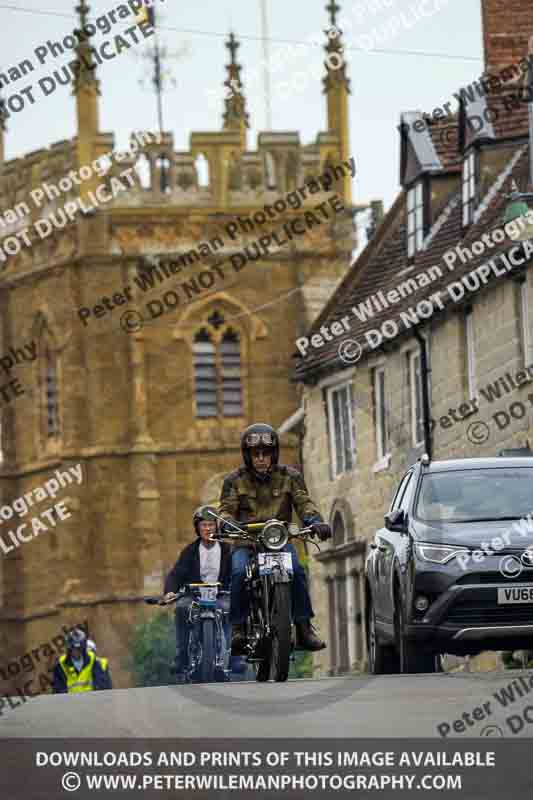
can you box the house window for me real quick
[520,279,532,367]
[407,181,424,258]
[462,150,476,226]
[408,351,424,447]
[374,366,389,461]
[192,315,243,418]
[327,382,355,477]
[465,309,477,399]
[45,347,60,438]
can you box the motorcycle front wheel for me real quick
[269,583,291,682]
[199,619,216,683]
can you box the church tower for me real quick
[0,2,356,690]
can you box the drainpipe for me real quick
[414,329,432,460]
[528,52,533,188]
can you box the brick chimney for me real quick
[481,0,533,75]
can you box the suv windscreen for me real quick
[415,468,533,522]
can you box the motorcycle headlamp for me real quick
[261,520,289,551]
[415,542,469,564]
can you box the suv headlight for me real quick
[415,543,469,564]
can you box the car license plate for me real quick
[497,587,533,604]
[258,552,293,575]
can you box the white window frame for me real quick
[466,309,477,399]
[408,350,424,448]
[326,381,356,478]
[407,182,424,258]
[462,150,476,226]
[521,279,532,368]
[374,366,391,469]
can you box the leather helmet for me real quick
[241,423,279,480]
[193,505,218,536]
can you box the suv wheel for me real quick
[395,592,438,674]
[367,595,399,674]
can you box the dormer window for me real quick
[407,181,424,258]
[462,150,477,226]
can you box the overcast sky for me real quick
[1,0,483,231]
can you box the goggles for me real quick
[245,432,275,447]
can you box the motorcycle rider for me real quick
[218,423,332,652]
[52,628,112,693]
[163,506,232,680]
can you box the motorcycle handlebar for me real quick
[144,585,230,606]
[216,524,314,540]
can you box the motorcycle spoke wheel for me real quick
[255,654,271,682]
[199,620,216,683]
[252,601,271,682]
[269,584,291,682]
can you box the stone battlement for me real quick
[0,127,343,221]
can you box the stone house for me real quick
[0,1,358,691]
[294,0,533,676]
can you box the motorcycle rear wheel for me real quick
[199,619,216,683]
[269,583,291,682]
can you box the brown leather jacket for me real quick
[218,464,322,525]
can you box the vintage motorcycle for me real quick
[213,513,318,683]
[145,582,231,683]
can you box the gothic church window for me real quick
[193,329,217,418]
[193,313,243,418]
[45,345,60,438]
[220,330,242,417]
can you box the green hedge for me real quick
[126,611,176,687]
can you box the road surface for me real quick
[1,670,532,738]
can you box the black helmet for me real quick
[66,627,87,655]
[241,423,279,480]
[193,505,219,536]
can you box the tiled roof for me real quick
[294,113,531,383]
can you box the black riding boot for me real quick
[231,623,246,654]
[295,620,326,651]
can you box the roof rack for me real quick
[419,453,430,466]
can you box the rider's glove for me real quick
[311,522,332,541]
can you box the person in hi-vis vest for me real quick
[87,638,110,673]
[52,628,112,693]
